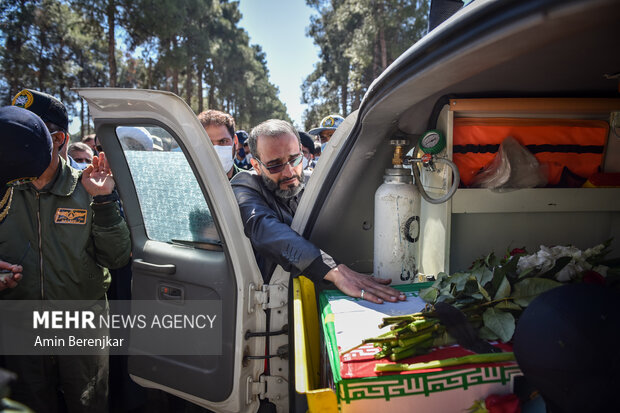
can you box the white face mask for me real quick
[302,157,309,169]
[214,145,234,173]
[245,153,253,162]
[75,162,90,170]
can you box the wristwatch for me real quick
[93,192,119,204]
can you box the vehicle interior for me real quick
[306,0,620,276]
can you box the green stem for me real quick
[376,352,515,372]
[389,338,434,361]
[397,331,435,348]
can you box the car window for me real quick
[115,125,220,245]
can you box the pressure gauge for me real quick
[419,130,446,154]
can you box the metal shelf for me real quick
[451,188,620,214]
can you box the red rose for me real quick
[510,248,526,256]
[583,270,605,284]
[485,393,520,413]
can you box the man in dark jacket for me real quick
[0,92,131,412]
[231,119,405,304]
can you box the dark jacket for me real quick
[0,157,131,301]
[231,171,336,284]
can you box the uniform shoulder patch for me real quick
[54,208,88,225]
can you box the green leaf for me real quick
[419,287,438,303]
[449,272,471,292]
[432,272,450,289]
[462,279,484,298]
[485,252,500,268]
[518,267,535,279]
[493,276,511,300]
[477,281,492,301]
[478,325,499,341]
[513,278,562,307]
[436,292,454,303]
[494,300,522,311]
[470,293,483,300]
[497,255,521,283]
[471,266,494,287]
[482,308,515,342]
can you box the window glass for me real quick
[116,125,219,244]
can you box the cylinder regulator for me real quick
[373,134,460,284]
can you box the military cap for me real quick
[12,89,69,132]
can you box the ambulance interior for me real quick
[307,0,620,277]
[295,2,620,408]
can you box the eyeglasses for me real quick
[256,153,303,174]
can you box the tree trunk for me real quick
[207,68,215,109]
[353,91,361,111]
[373,31,380,78]
[172,68,179,95]
[171,38,179,95]
[185,59,192,107]
[341,82,348,116]
[107,0,117,87]
[147,57,153,89]
[197,67,204,113]
[37,30,48,90]
[87,105,92,134]
[379,27,387,69]
[80,97,85,137]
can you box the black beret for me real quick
[0,106,53,198]
[12,89,69,132]
[298,131,315,155]
[236,130,249,145]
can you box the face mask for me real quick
[238,147,246,158]
[246,153,253,162]
[302,157,309,169]
[214,145,234,173]
[75,162,90,170]
[321,142,327,152]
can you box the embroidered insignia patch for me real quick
[54,208,88,225]
[12,90,34,109]
[6,177,37,187]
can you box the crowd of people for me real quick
[0,89,404,412]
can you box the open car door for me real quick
[77,88,265,413]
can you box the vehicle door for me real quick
[77,88,265,413]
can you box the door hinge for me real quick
[248,283,288,313]
[247,375,288,404]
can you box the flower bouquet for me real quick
[358,241,617,373]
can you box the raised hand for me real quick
[81,152,115,196]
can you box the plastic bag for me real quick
[470,136,547,190]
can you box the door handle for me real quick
[159,285,183,301]
[133,259,176,275]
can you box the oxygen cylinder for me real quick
[373,167,421,284]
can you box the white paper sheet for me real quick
[328,292,428,353]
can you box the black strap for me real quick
[453,144,604,155]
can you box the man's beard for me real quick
[261,171,305,199]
